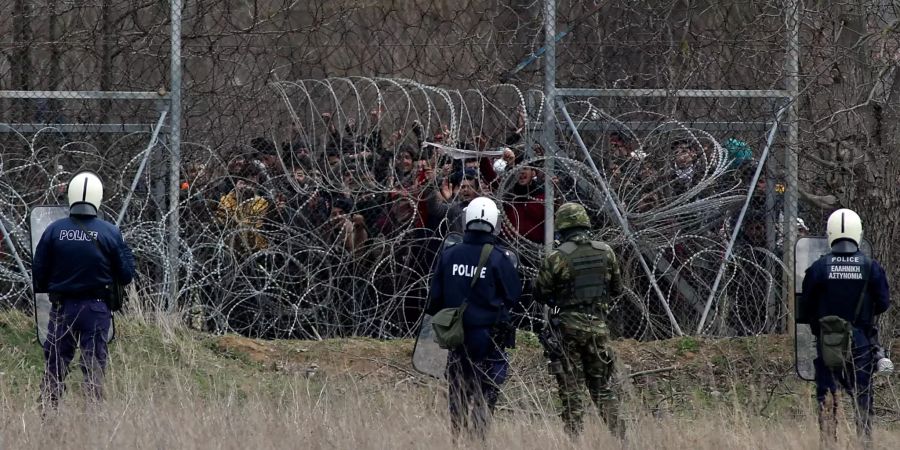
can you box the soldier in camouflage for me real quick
[535,202,624,437]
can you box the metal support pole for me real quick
[117,108,169,227]
[695,105,787,334]
[784,0,801,337]
[167,0,183,311]
[542,0,557,252]
[0,90,169,100]
[764,138,778,330]
[557,99,684,336]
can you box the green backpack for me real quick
[818,260,871,370]
[432,244,493,349]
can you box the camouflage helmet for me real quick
[555,202,590,231]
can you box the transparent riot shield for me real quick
[411,233,463,379]
[411,233,520,378]
[29,206,115,346]
[794,237,871,381]
[412,314,447,379]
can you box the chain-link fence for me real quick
[1,1,898,342]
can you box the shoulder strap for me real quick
[557,241,578,255]
[852,257,873,324]
[469,244,494,289]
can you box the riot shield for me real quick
[412,314,447,379]
[794,237,871,381]
[411,233,462,378]
[411,232,520,378]
[29,206,115,346]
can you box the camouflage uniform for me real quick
[535,203,624,437]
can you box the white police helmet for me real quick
[67,171,103,216]
[826,208,862,247]
[465,196,499,233]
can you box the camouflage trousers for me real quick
[553,327,623,437]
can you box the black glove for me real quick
[491,321,516,348]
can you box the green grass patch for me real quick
[676,336,700,354]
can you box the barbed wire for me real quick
[1,1,897,345]
[0,77,784,341]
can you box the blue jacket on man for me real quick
[427,231,521,326]
[427,231,521,354]
[33,216,136,299]
[799,251,890,337]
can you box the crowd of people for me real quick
[169,107,782,338]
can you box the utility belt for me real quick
[49,288,110,304]
[557,302,606,317]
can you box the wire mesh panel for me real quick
[553,95,786,339]
[0,124,168,308]
[2,1,898,345]
[177,79,535,338]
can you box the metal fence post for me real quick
[784,0,801,336]
[167,0,183,312]
[542,0,557,252]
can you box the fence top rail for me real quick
[557,88,791,98]
[0,123,160,134]
[0,90,169,101]
[536,121,775,132]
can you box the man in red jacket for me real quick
[503,163,545,244]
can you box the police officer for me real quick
[425,196,522,440]
[798,209,890,444]
[33,172,136,410]
[535,202,624,437]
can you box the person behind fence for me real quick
[425,196,522,440]
[797,208,891,445]
[535,202,625,438]
[428,168,480,236]
[216,164,270,253]
[32,172,136,412]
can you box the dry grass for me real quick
[1,309,898,449]
[3,383,896,450]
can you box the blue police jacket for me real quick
[427,231,522,329]
[33,215,136,299]
[799,250,890,336]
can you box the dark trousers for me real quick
[41,299,111,409]
[446,345,508,440]
[814,330,875,443]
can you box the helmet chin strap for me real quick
[831,239,859,254]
